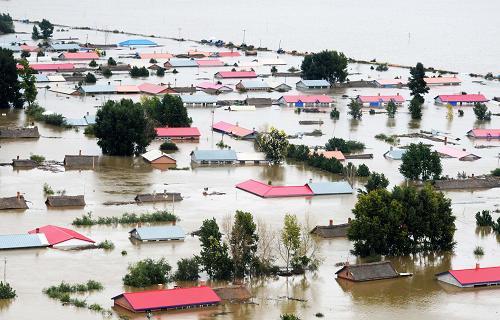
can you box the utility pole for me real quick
[3,257,6,283]
[242,29,246,45]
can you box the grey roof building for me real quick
[0,194,29,210]
[50,43,81,51]
[311,219,350,238]
[296,79,330,90]
[191,150,238,164]
[236,80,271,91]
[307,181,353,195]
[181,93,217,107]
[0,126,40,139]
[129,226,185,241]
[0,234,49,250]
[335,261,403,282]
[384,148,406,160]
[12,156,38,168]
[78,84,117,95]
[45,195,86,207]
[164,58,198,68]
[134,192,183,203]
[64,151,99,168]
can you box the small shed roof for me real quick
[307,181,353,195]
[0,234,49,250]
[0,195,29,210]
[191,150,237,161]
[297,80,330,87]
[134,192,182,203]
[112,286,221,312]
[311,223,349,238]
[28,225,94,246]
[141,150,175,163]
[335,261,399,281]
[156,127,200,137]
[129,226,185,241]
[119,39,157,46]
[45,195,85,207]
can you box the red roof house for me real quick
[215,51,241,57]
[112,286,221,312]
[156,127,201,140]
[278,95,333,107]
[434,94,488,105]
[466,128,500,139]
[214,71,257,79]
[424,76,461,86]
[116,85,141,94]
[138,83,176,95]
[28,225,94,248]
[196,59,224,67]
[21,63,75,72]
[236,180,314,198]
[59,52,99,60]
[212,121,257,139]
[356,94,405,107]
[316,150,346,161]
[436,264,500,288]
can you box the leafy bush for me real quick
[0,282,16,299]
[159,141,178,151]
[174,258,200,281]
[156,67,165,77]
[473,103,491,121]
[30,154,45,164]
[88,60,97,67]
[375,133,397,145]
[84,72,97,84]
[356,164,370,177]
[43,113,67,126]
[107,57,117,66]
[84,124,95,136]
[473,246,484,256]
[281,314,301,320]
[43,183,54,195]
[96,240,115,250]
[130,66,149,77]
[491,168,500,177]
[72,211,177,226]
[330,108,340,119]
[375,63,388,71]
[43,280,103,307]
[475,210,493,227]
[102,67,112,78]
[325,137,364,153]
[123,258,171,287]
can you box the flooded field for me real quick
[0,16,500,320]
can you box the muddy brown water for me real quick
[0,22,500,320]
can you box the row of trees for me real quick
[0,13,15,34]
[0,48,37,108]
[94,95,191,155]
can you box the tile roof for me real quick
[316,150,345,161]
[424,77,461,84]
[215,71,257,79]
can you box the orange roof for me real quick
[316,150,345,161]
[139,53,173,60]
[116,85,140,93]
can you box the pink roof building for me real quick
[212,121,256,139]
[23,63,75,72]
[434,94,488,105]
[424,77,461,86]
[236,179,314,198]
[435,145,480,161]
[467,128,500,139]
[138,83,176,95]
[436,264,500,288]
[357,94,405,107]
[20,45,40,52]
[139,53,173,60]
[196,59,224,67]
[156,127,201,140]
[278,95,333,107]
[214,71,257,79]
[316,150,346,161]
[374,79,407,88]
[116,85,141,94]
[28,225,94,248]
[215,51,241,57]
[59,52,99,60]
[196,82,232,93]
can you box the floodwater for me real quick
[0,19,500,320]
[2,0,500,74]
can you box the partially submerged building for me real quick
[436,264,500,288]
[278,95,334,108]
[112,286,221,313]
[466,128,500,139]
[0,234,49,250]
[78,84,117,95]
[59,51,99,60]
[434,94,488,106]
[236,180,353,198]
[45,195,86,207]
[134,192,183,203]
[214,71,257,79]
[212,121,257,139]
[155,127,201,141]
[311,219,351,238]
[435,145,480,161]
[373,79,407,88]
[28,225,95,248]
[64,151,99,168]
[356,94,405,107]
[424,76,461,86]
[296,80,330,90]
[335,261,407,282]
[191,150,238,165]
[196,82,233,94]
[11,156,37,168]
[129,226,185,242]
[236,80,271,91]
[181,94,217,108]
[141,150,176,165]
[384,147,406,160]
[163,58,198,69]
[118,39,157,47]
[0,193,29,210]
[0,126,39,139]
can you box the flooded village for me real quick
[0,2,500,320]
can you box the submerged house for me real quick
[315,150,346,161]
[212,121,257,139]
[28,225,95,248]
[78,84,117,95]
[384,147,406,160]
[196,59,225,67]
[191,150,238,165]
[356,94,405,107]
[181,94,217,107]
[12,156,38,168]
[0,193,29,210]
[335,261,405,282]
[236,80,271,91]
[139,53,173,60]
[118,39,157,47]
[434,94,488,106]
[138,83,175,95]
[64,151,99,168]
[45,195,86,207]
[0,233,49,251]
[424,76,461,86]
[0,126,39,139]
[135,192,183,203]
[466,129,500,139]
[27,63,75,72]
[214,71,257,79]
[129,226,185,242]
[278,95,333,108]
[296,80,330,90]
[163,58,198,69]
[236,180,353,198]
[436,264,500,288]
[155,127,201,141]
[50,43,81,51]
[112,286,221,313]
[435,145,480,161]
[311,219,351,238]
[373,79,407,88]
[59,51,99,60]
[196,82,233,94]
[141,150,176,165]
[236,152,269,165]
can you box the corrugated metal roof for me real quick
[79,84,116,93]
[156,127,200,137]
[165,58,198,67]
[34,74,49,82]
[297,80,330,87]
[28,225,94,245]
[130,226,185,241]
[192,150,237,161]
[435,94,488,103]
[47,75,66,82]
[50,43,81,51]
[181,93,217,104]
[238,80,270,89]
[141,150,174,162]
[0,233,49,250]
[84,115,96,125]
[236,152,267,161]
[307,181,353,195]
[448,266,500,285]
[65,118,89,126]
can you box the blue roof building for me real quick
[307,181,353,195]
[129,226,185,242]
[384,148,406,160]
[0,233,49,250]
[190,150,238,164]
[118,39,157,47]
[84,114,96,125]
[296,79,330,90]
[34,74,50,82]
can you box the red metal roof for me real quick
[138,83,171,95]
[215,71,257,79]
[212,121,255,137]
[236,179,314,198]
[468,128,500,138]
[281,95,333,103]
[212,121,235,133]
[358,95,405,103]
[22,63,75,71]
[28,225,94,245]
[316,150,345,161]
[156,127,200,137]
[116,85,140,93]
[61,52,99,60]
[20,45,39,52]
[217,51,241,57]
[435,94,488,103]
[449,266,500,285]
[196,59,224,67]
[113,286,221,311]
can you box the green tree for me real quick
[281,314,301,320]
[270,66,277,74]
[156,67,165,77]
[0,281,16,299]
[408,62,428,104]
[38,19,54,39]
[130,66,149,77]
[356,164,370,177]
[301,50,348,83]
[20,51,31,59]
[17,59,38,106]
[348,185,456,256]
[399,143,442,181]
[94,99,156,156]
[88,59,97,67]
[31,25,40,40]
[365,172,389,193]
[173,258,200,281]
[123,258,171,287]
[348,98,362,119]
[0,13,15,33]
[278,214,301,273]
[257,127,289,164]
[386,100,397,118]
[473,103,491,121]
[229,210,258,279]
[324,137,364,153]
[0,48,23,108]
[107,57,117,66]
[142,95,192,127]
[197,218,233,280]
[84,72,97,84]
[475,210,493,227]
[409,96,423,120]
[102,68,112,78]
